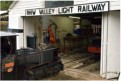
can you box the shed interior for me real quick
[24,13,102,78]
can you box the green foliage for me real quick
[0,1,12,10]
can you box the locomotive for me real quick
[16,47,63,80]
[1,32,63,80]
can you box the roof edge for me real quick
[9,1,18,10]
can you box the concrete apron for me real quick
[60,52,105,80]
[64,69,104,80]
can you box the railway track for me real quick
[61,52,100,74]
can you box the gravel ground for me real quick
[43,72,81,80]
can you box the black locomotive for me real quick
[1,32,63,80]
[16,47,63,80]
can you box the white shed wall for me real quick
[9,1,45,49]
[106,11,120,79]
[101,11,120,79]
[9,1,45,16]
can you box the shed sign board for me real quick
[25,1,109,16]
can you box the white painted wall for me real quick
[9,1,45,16]
[9,14,24,49]
[106,11,120,79]
[9,0,45,49]
[74,0,120,10]
[101,10,120,79]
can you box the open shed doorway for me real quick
[24,13,102,79]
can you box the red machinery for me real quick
[88,36,101,54]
